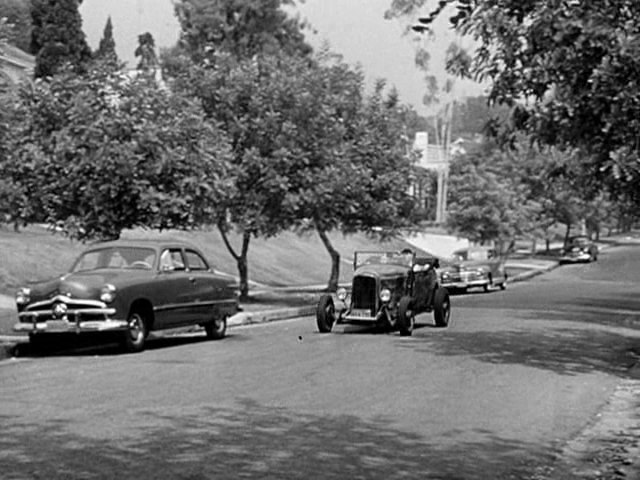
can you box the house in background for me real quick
[0,41,34,90]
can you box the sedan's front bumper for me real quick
[14,295,123,334]
[440,272,489,289]
[560,252,592,263]
[14,317,127,334]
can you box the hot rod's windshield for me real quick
[354,251,414,269]
[71,247,157,272]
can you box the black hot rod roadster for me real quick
[316,250,451,336]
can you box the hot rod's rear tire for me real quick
[433,287,451,328]
[316,294,336,333]
[397,296,415,336]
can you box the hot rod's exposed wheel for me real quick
[123,310,148,353]
[433,287,451,328]
[205,316,227,340]
[397,296,415,336]
[316,294,336,333]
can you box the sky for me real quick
[79,0,486,117]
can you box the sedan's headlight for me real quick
[100,284,116,303]
[380,288,391,303]
[336,287,347,301]
[16,287,31,305]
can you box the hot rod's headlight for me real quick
[16,287,31,305]
[380,288,391,303]
[336,287,347,301]
[100,284,116,303]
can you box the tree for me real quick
[0,0,30,51]
[173,0,312,62]
[446,143,539,255]
[387,0,640,210]
[94,16,118,65]
[135,32,158,74]
[30,0,92,78]
[1,62,234,240]
[290,62,417,290]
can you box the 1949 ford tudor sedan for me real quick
[316,250,451,336]
[14,239,239,353]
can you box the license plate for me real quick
[46,320,71,332]
[349,309,372,318]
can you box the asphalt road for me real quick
[1,245,639,480]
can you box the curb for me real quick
[0,261,560,362]
[509,263,558,284]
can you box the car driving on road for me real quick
[439,246,508,293]
[559,235,599,263]
[14,239,239,352]
[316,250,451,336]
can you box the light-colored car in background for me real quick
[439,246,508,293]
[559,235,598,263]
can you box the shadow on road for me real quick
[395,324,640,379]
[12,330,249,358]
[0,398,558,480]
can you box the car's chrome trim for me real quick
[25,295,107,311]
[18,307,116,319]
[153,299,237,313]
[14,318,128,333]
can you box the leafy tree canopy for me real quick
[173,0,312,62]
[2,61,235,240]
[0,0,30,51]
[30,0,92,78]
[95,16,118,65]
[387,0,640,208]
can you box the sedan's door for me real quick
[183,249,236,322]
[152,248,194,328]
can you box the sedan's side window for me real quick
[160,249,186,271]
[185,250,209,271]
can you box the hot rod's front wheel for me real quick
[397,296,415,336]
[433,287,451,328]
[316,294,336,333]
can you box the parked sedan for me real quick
[14,239,239,352]
[439,247,508,293]
[559,235,598,263]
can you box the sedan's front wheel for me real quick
[123,311,147,353]
[205,316,227,340]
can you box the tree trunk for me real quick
[563,223,572,245]
[316,225,340,292]
[218,224,252,301]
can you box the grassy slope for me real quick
[0,224,427,294]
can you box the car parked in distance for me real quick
[316,250,451,336]
[439,246,507,293]
[14,239,239,353]
[559,235,598,263]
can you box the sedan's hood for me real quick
[28,270,144,301]
[439,259,491,272]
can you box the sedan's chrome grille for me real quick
[20,295,114,323]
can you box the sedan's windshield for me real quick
[71,247,156,272]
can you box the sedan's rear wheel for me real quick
[433,287,451,328]
[397,296,415,336]
[123,311,147,353]
[316,295,336,333]
[205,316,227,340]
